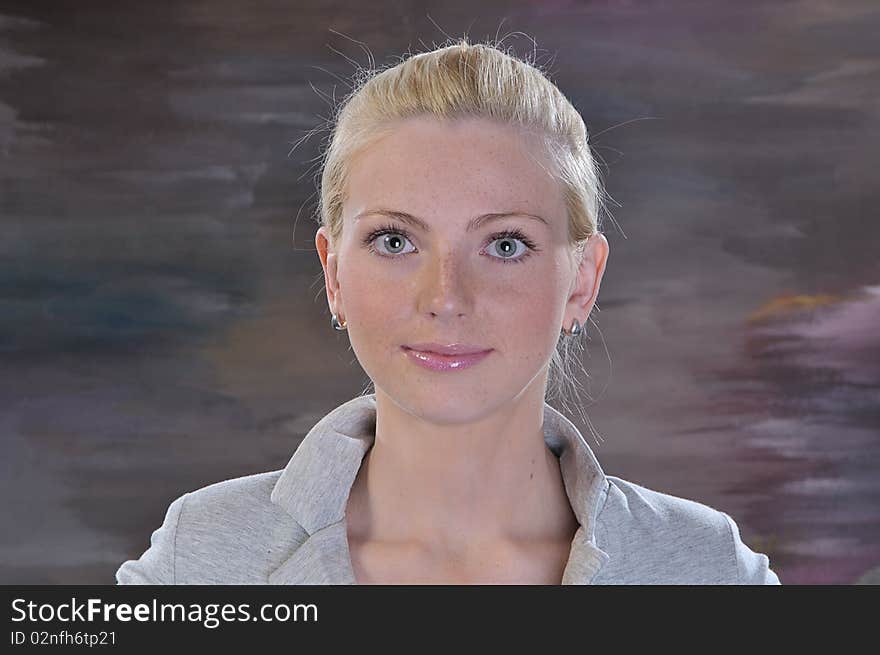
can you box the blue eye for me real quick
[485,233,533,263]
[365,229,416,257]
[362,223,540,264]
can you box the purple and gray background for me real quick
[1,0,878,584]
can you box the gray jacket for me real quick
[116,393,781,585]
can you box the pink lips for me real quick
[401,344,493,371]
[405,342,490,355]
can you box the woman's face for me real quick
[316,115,608,420]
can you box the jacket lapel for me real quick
[268,521,357,585]
[268,394,375,585]
[561,526,611,584]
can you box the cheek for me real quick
[517,290,561,348]
[484,264,567,347]
[342,272,409,337]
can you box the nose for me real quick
[417,250,472,320]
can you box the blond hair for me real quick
[307,36,611,441]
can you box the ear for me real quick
[565,233,609,327]
[315,226,343,319]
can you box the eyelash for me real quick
[361,222,541,265]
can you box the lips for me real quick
[403,342,492,355]
[401,345,493,372]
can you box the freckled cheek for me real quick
[343,276,409,336]
[482,279,562,354]
[518,293,559,345]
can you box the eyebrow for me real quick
[353,208,549,232]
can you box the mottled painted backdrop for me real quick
[1,0,878,584]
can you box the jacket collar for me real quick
[268,393,611,584]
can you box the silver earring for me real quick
[561,318,582,337]
[331,313,348,331]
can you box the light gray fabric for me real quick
[116,393,781,585]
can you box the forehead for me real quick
[344,116,566,226]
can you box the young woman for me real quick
[117,38,780,585]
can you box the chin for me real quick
[391,386,497,422]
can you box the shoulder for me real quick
[178,469,285,522]
[593,476,780,584]
[601,475,727,531]
[116,470,308,585]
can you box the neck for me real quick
[345,384,580,551]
